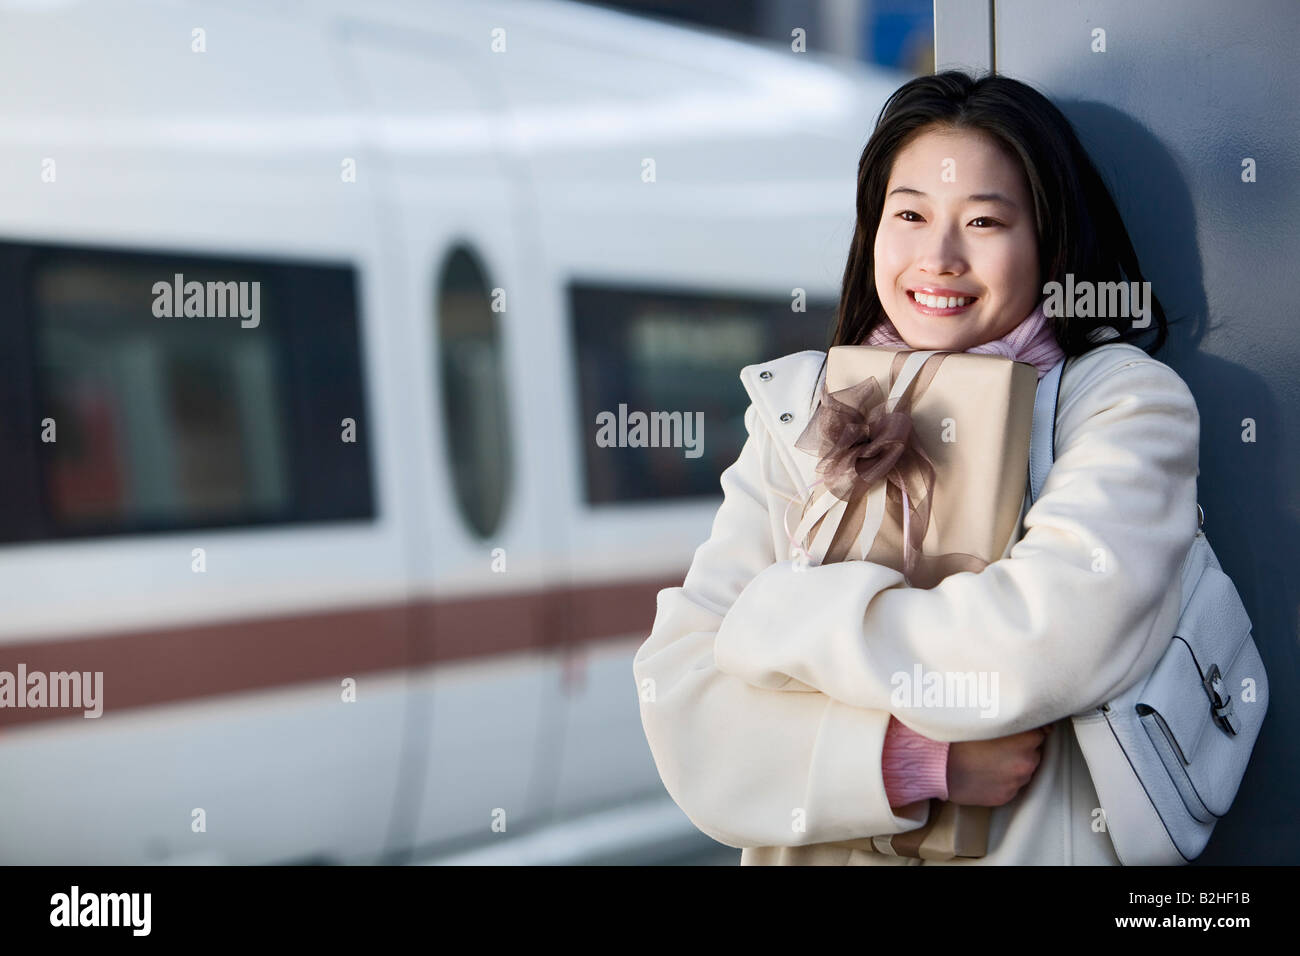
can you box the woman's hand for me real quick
[946,724,1054,807]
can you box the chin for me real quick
[891,324,960,352]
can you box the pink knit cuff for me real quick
[881,716,950,807]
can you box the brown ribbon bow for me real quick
[794,372,937,587]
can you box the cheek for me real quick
[975,243,1026,296]
[996,233,1039,290]
[873,230,904,289]
[1016,245,1041,292]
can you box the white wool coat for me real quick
[633,342,1201,865]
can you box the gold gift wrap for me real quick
[790,346,1039,860]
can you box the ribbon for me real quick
[790,352,988,588]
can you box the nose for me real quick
[915,220,967,276]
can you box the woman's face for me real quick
[873,125,1040,350]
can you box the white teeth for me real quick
[913,293,971,308]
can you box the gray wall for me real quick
[937,0,1298,864]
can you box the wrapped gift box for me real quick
[791,345,1039,859]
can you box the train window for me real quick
[0,241,374,542]
[435,245,510,539]
[569,281,835,504]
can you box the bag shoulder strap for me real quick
[1028,357,1067,505]
[1029,355,1208,571]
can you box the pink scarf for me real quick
[865,298,1065,379]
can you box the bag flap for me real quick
[1135,545,1268,817]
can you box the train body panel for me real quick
[0,0,905,862]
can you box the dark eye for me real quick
[896,210,923,222]
[970,217,1003,228]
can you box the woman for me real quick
[632,71,1201,864]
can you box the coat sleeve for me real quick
[633,402,934,849]
[712,356,1201,742]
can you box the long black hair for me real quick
[830,69,1167,358]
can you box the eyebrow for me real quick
[887,187,1018,207]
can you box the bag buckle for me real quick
[1203,664,1239,736]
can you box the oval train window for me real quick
[435,245,510,538]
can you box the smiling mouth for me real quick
[908,290,978,314]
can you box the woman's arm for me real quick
[712,354,1200,741]
[634,403,935,848]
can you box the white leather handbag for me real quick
[1028,356,1269,865]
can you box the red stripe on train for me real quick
[0,574,684,729]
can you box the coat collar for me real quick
[739,350,828,494]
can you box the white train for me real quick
[0,0,906,863]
